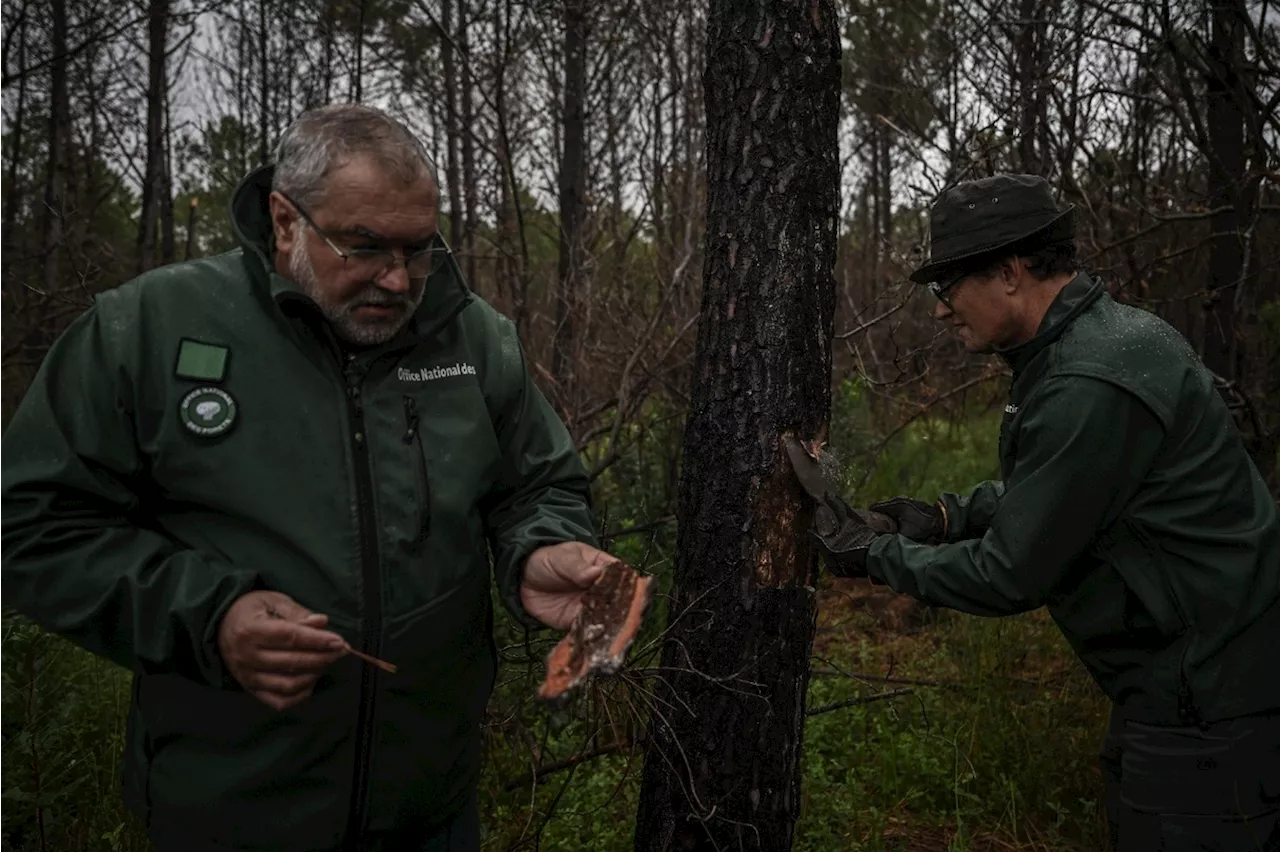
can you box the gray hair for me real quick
[272,104,439,209]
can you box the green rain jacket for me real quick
[1,166,598,849]
[868,272,1280,726]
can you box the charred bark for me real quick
[632,1,840,849]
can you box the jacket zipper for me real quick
[402,396,431,546]
[342,352,383,848]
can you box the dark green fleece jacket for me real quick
[868,273,1280,725]
[1,165,598,849]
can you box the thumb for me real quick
[261,593,320,623]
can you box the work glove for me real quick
[868,496,945,543]
[810,493,883,579]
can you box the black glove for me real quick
[810,493,881,578]
[868,496,945,543]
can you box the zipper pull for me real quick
[402,396,419,443]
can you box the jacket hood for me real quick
[228,164,473,345]
[997,271,1106,374]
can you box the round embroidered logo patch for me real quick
[179,387,237,437]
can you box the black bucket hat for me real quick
[909,174,1075,284]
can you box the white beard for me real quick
[288,226,422,347]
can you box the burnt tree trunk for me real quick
[632,0,839,849]
[553,0,588,398]
[137,0,169,273]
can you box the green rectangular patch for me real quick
[175,339,229,382]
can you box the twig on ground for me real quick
[806,688,913,717]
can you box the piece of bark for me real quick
[537,558,655,701]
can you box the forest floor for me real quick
[799,579,1107,851]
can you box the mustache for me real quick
[349,290,411,309]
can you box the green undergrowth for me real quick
[2,386,1111,851]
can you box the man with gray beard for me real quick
[2,104,610,851]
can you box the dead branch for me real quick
[805,688,914,718]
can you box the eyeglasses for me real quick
[927,271,968,309]
[279,191,449,283]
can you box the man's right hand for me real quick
[868,496,946,543]
[217,590,347,711]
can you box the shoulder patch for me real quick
[175,339,230,383]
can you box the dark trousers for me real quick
[151,790,481,852]
[1099,706,1280,851]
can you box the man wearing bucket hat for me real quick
[802,174,1280,850]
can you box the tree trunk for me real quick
[457,0,477,285]
[40,0,71,293]
[236,0,249,174]
[352,0,366,102]
[441,0,462,248]
[185,198,199,260]
[2,0,28,258]
[494,0,530,341]
[137,0,169,273]
[632,0,840,849]
[161,85,176,265]
[258,0,270,164]
[553,0,588,398]
[1015,0,1039,173]
[1202,0,1246,381]
[878,120,892,265]
[321,0,334,104]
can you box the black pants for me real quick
[151,790,480,852]
[1099,707,1280,851]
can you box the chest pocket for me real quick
[381,377,504,619]
[408,379,502,547]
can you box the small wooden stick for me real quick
[265,606,398,674]
[342,643,398,674]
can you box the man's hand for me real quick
[520,541,611,630]
[868,496,946,542]
[217,590,347,711]
[811,494,883,578]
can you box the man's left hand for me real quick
[520,541,611,630]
